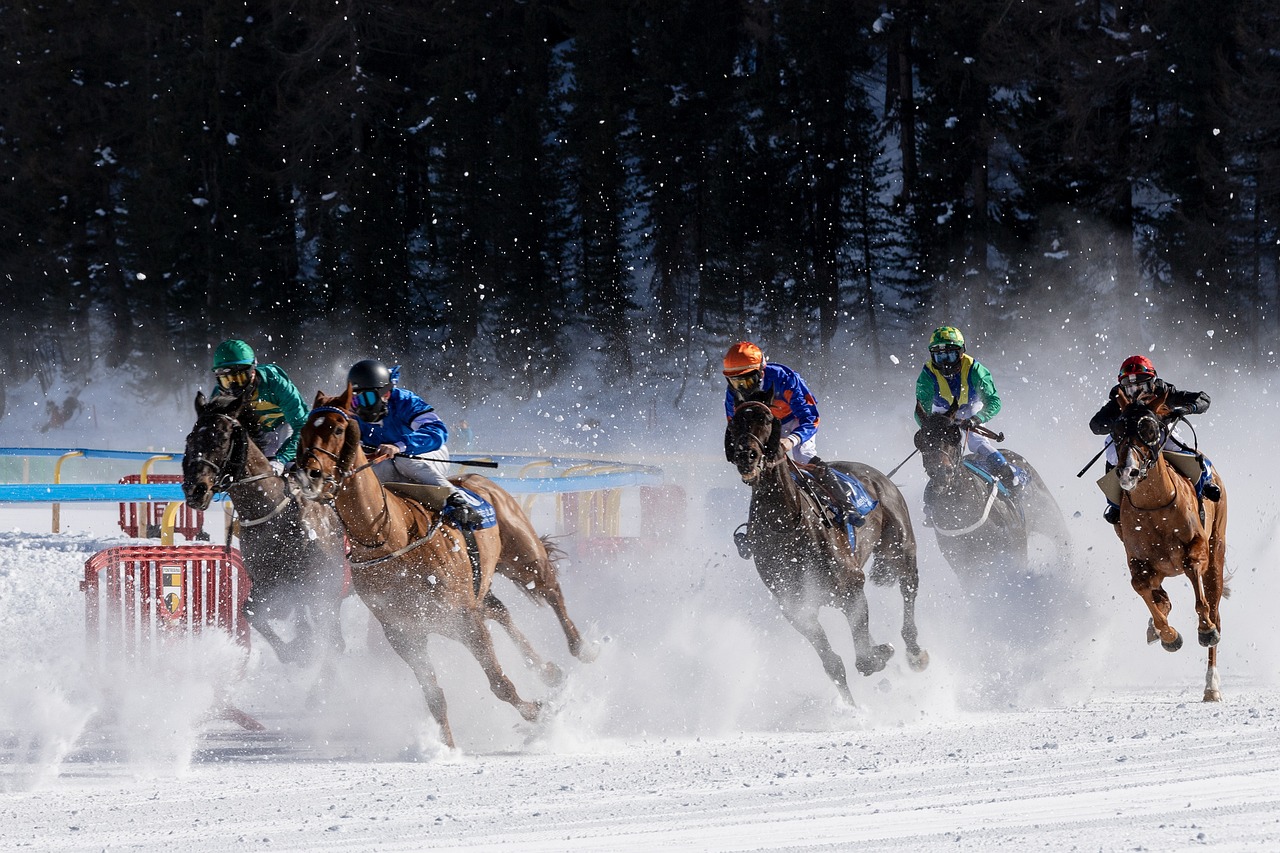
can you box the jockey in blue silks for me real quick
[722,342,869,531]
[346,359,481,527]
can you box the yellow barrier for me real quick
[51,451,84,533]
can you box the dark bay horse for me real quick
[913,409,1070,584]
[292,388,593,748]
[726,392,929,704]
[1110,397,1227,702]
[181,391,348,667]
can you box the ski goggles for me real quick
[1119,374,1154,397]
[214,365,254,390]
[353,388,388,409]
[726,371,762,391]
[930,348,961,367]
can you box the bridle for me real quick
[915,415,963,482]
[1112,405,1170,488]
[186,412,292,527]
[296,405,393,549]
[729,401,781,483]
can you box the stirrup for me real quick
[1201,482,1221,502]
[1103,503,1121,525]
[733,523,752,560]
[445,493,482,527]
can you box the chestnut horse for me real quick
[292,388,592,748]
[1109,397,1227,702]
[914,409,1071,584]
[182,391,347,667]
[726,392,929,704]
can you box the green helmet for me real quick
[928,326,965,351]
[212,339,255,370]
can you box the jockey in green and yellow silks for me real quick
[211,339,309,470]
[914,326,1024,493]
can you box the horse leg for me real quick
[777,601,854,704]
[242,589,304,665]
[379,620,455,749]
[1130,560,1181,651]
[457,611,541,724]
[837,587,895,677]
[498,556,594,662]
[878,539,928,671]
[483,591,564,687]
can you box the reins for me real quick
[191,412,295,528]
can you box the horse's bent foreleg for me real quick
[482,592,564,687]
[380,621,455,749]
[458,612,541,724]
[838,587,895,677]
[778,600,854,705]
[1131,559,1181,651]
[242,592,304,665]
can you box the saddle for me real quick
[384,482,497,595]
[793,465,879,551]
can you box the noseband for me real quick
[1113,411,1168,483]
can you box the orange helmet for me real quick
[723,342,765,377]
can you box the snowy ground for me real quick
[3,361,1280,851]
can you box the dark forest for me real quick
[2,1,1277,406]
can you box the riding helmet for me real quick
[1118,355,1156,380]
[723,342,765,377]
[348,359,393,422]
[212,339,255,370]
[928,326,965,352]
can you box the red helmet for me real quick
[1118,355,1156,382]
[723,342,765,377]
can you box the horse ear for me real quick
[312,389,329,408]
[767,417,782,458]
[195,390,207,414]
[729,383,745,405]
[724,424,735,463]
[336,383,355,412]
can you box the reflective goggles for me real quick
[353,388,388,409]
[214,365,254,390]
[1119,374,1154,397]
[726,371,762,391]
[930,348,961,366]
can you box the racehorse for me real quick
[725,390,929,704]
[291,388,593,748]
[181,391,348,667]
[913,408,1070,584]
[1110,396,1227,702]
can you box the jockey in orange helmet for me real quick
[1088,355,1218,524]
[723,342,821,461]
[723,342,868,554]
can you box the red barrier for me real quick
[81,545,261,730]
[117,474,208,541]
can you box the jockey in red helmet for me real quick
[1088,355,1219,524]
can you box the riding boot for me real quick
[988,451,1023,497]
[809,459,865,528]
[1199,461,1221,501]
[1103,501,1121,525]
[445,490,483,528]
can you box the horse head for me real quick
[725,388,782,483]
[182,390,254,510]
[293,387,363,501]
[1111,399,1169,492]
[913,409,963,482]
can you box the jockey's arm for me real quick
[970,360,1001,422]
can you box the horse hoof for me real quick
[907,649,930,672]
[542,662,566,688]
[1203,689,1222,702]
[1161,633,1184,653]
[857,643,895,676]
[574,639,602,664]
[1198,628,1221,648]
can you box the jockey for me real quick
[914,326,1024,494]
[346,359,481,527]
[1088,355,1219,524]
[211,339,308,473]
[722,341,865,528]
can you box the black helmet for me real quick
[348,359,393,422]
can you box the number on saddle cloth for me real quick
[446,487,497,530]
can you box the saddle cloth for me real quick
[383,482,497,529]
[799,468,879,553]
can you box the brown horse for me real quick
[726,392,929,704]
[182,391,348,667]
[292,388,592,748]
[1109,396,1227,702]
